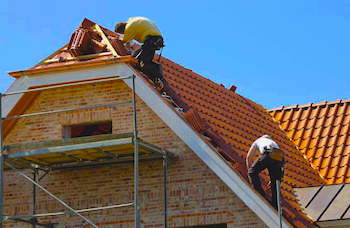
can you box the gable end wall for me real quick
[3,80,267,227]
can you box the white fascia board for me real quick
[2,63,291,227]
[2,63,132,117]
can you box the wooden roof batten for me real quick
[93,24,120,57]
[36,23,120,65]
[39,23,120,66]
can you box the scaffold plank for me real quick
[4,134,165,170]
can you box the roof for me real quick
[269,99,350,184]
[159,58,325,226]
[294,183,350,224]
[5,18,326,227]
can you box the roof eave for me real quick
[8,56,137,78]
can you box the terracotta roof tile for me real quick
[269,100,350,185]
[158,57,324,226]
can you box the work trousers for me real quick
[133,35,164,83]
[248,153,283,209]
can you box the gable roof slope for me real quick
[160,57,325,226]
[5,18,326,227]
[269,99,350,184]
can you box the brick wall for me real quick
[3,80,267,227]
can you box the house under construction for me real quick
[0,18,349,228]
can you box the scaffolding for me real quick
[0,75,169,228]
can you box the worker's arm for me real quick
[119,38,127,43]
[246,143,257,169]
[120,37,131,43]
[121,29,134,43]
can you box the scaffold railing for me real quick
[0,75,169,228]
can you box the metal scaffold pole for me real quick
[276,179,282,228]
[163,151,168,228]
[0,93,4,228]
[32,169,38,228]
[131,75,141,228]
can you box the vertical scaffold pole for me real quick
[131,75,141,228]
[0,93,4,228]
[163,151,168,228]
[32,169,38,228]
[276,179,282,228]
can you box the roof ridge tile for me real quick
[269,99,350,112]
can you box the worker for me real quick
[115,17,165,87]
[246,135,284,209]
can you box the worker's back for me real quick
[253,135,280,154]
[248,135,284,210]
[123,17,161,43]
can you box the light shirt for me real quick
[251,136,280,154]
[122,17,161,43]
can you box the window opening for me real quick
[64,121,112,138]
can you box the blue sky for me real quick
[1,0,349,109]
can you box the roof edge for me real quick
[8,56,137,78]
[268,99,350,112]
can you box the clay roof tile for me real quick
[269,100,350,185]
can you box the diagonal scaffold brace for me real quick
[4,162,98,228]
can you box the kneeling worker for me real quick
[115,17,165,86]
[246,135,284,209]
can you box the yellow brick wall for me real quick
[3,80,267,227]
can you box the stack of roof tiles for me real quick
[7,18,328,227]
[269,100,350,184]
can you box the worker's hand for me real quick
[124,42,132,52]
[153,78,164,90]
[157,79,164,90]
